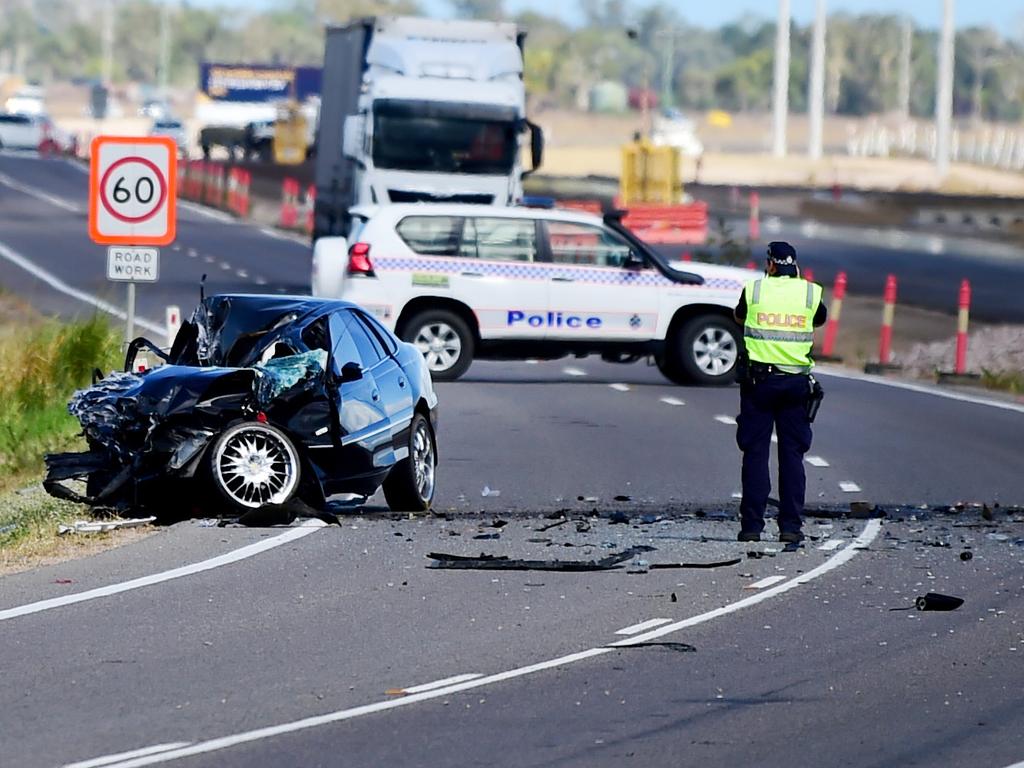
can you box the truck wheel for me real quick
[401,309,474,382]
[383,413,436,512]
[209,422,301,512]
[664,314,741,386]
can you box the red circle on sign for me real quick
[99,156,168,224]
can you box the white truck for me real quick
[312,16,543,241]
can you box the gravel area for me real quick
[900,324,1024,377]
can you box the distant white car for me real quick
[150,118,187,154]
[312,203,756,385]
[651,110,704,157]
[4,86,45,117]
[0,112,43,149]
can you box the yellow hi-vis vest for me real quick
[743,276,822,371]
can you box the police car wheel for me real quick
[669,315,741,386]
[402,310,474,382]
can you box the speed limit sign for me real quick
[89,136,177,245]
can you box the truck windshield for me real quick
[372,101,517,175]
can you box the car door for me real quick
[348,309,414,468]
[541,219,661,340]
[326,311,389,480]
[455,215,549,340]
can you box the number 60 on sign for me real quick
[88,136,176,245]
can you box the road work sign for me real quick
[107,247,159,282]
[89,136,177,246]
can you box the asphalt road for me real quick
[1,151,1023,768]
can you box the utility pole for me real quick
[898,16,912,119]
[771,0,791,158]
[659,30,676,110]
[935,0,955,177]
[807,0,826,160]
[102,0,114,86]
[159,2,171,95]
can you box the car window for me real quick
[396,216,461,257]
[0,114,31,125]
[327,313,362,374]
[345,311,387,364]
[546,221,634,267]
[355,311,397,356]
[460,217,536,262]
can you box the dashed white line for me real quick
[401,673,482,694]
[614,618,673,636]
[61,521,882,768]
[0,521,326,622]
[178,200,236,223]
[609,383,630,392]
[745,575,788,590]
[659,396,685,406]
[731,491,743,499]
[219,261,232,271]
[563,366,587,377]
[0,171,82,212]
[714,414,737,425]
[255,276,268,285]
[236,269,249,279]
[203,255,215,264]
[172,244,181,252]
[187,248,198,258]
[818,539,844,551]
[839,481,862,493]
[62,743,192,768]
[806,456,830,467]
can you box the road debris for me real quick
[57,517,156,534]
[649,557,742,570]
[536,518,568,532]
[916,593,964,611]
[612,642,696,653]
[426,545,655,572]
[481,486,501,498]
[960,551,973,561]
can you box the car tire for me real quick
[663,314,741,386]
[208,422,301,512]
[383,412,436,512]
[401,309,474,382]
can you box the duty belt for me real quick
[749,361,812,376]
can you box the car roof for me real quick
[350,203,606,227]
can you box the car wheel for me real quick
[665,314,741,386]
[383,413,436,512]
[209,422,301,511]
[402,309,474,382]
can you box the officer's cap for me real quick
[767,241,798,265]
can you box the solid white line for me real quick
[563,366,587,377]
[62,743,192,768]
[178,200,235,224]
[714,414,737,425]
[77,521,882,768]
[0,521,326,622]
[0,170,82,212]
[611,519,882,646]
[659,396,685,406]
[746,575,787,590]
[818,539,844,551]
[609,383,630,392]
[817,364,1024,415]
[401,673,482,694]
[999,761,1024,768]
[614,618,672,636]
[806,456,830,467]
[0,240,163,334]
[839,481,862,493]
[259,226,308,245]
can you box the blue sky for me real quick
[415,1,1019,31]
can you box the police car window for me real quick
[546,221,634,267]
[461,217,535,262]
[396,216,461,257]
[355,311,397,356]
[345,310,387,365]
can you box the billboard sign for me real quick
[199,63,323,103]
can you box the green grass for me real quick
[0,314,121,493]
[980,368,1024,395]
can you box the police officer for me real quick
[733,241,826,543]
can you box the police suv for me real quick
[311,204,756,384]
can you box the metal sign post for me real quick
[88,136,177,346]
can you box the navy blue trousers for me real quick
[736,373,813,535]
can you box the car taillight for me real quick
[347,242,375,276]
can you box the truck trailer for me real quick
[313,16,543,241]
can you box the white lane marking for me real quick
[999,761,1024,768]
[178,200,235,224]
[609,383,630,392]
[563,366,587,377]
[731,491,743,499]
[259,226,308,245]
[614,618,672,636]
[0,240,163,335]
[62,743,192,768]
[0,170,82,213]
[771,433,778,444]
[745,575,787,590]
[172,244,181,252]
[817,365,1024,415]
[0,521,326,622]
[818,539,844,551]
[186,248,198,258]
[401,673,482,694]
[219,261,232,271]
[255,276,268,286]
[714,414,737,425]
[806,456,830,467]
[73,520,882,768]
[203,255,215,264]
[612,519,882,646]
[236,269,249,279]
[659,396,685,406]
[839,481,862,493]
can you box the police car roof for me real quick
[350,203,605,226]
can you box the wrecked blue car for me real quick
[45,295,439,515]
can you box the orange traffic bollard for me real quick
[748,191,760,241]
[955,279,971,375]
[802,267,815,282]
[878,274,898,365]
[821,271,846,359]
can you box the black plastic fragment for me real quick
[649,557,742,570]
[612,642,696,653]
[426,545,655,572]
[915,593,964,611]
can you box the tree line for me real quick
[1,0,1021,121]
